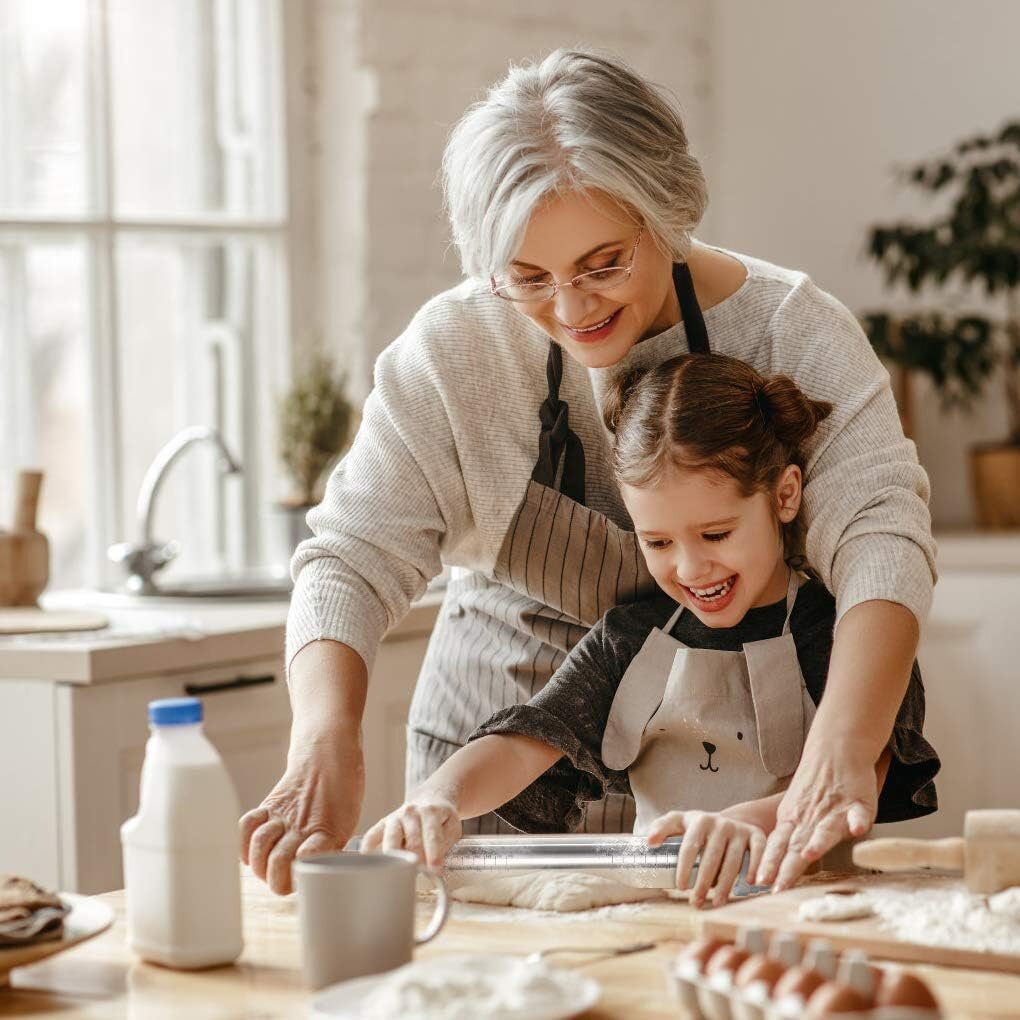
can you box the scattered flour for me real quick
[353,954,594,1020]
[447,896,672,924]
[868,880,1020,955]
[798,892,875,922]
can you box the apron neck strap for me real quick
[781,566,804,635]
[672,261,710,354]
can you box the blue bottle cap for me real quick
[148,697,203,726]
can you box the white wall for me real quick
[706,0,1020,528]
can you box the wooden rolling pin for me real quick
[853,809,1020,894]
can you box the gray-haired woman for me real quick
[240,49,936,895]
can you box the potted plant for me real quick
[861,119,1020,528]
[277,353,356,548]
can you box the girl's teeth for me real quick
[691,577,734,601]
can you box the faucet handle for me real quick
[107,539,180,590]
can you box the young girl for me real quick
[362,353,939,906]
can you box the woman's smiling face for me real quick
[623,464,801,628]
[502,189,680,368]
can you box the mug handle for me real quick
[414,868,449,945]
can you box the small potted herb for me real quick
[277,354,356,547]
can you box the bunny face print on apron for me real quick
[406,263,710,834]
[601,570,817,834]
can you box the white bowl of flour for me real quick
[310,953,600,1020]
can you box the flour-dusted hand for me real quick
[361,796,462,869]
[754,742,877,893]
[646,810,767,908]
[240,730,365,896]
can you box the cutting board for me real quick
[699,871,1020,974]
[0,608,109,635]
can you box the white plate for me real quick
[0,894,114,987]
[311,953,601,1020]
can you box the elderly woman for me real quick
[240,49,935,895]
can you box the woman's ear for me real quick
[775,464,802,524]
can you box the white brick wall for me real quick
[303,0,712,396]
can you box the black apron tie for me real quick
[532,343,587,504]
[673,261,711,354]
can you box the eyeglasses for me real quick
[490,229,643,303]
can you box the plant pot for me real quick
[970,442,1020,529]
[274,502,315,553]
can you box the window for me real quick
[0,0,290,591]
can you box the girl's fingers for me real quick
[421,807,453,868]
[674,814,707,893]
[712,836,748,906]
[360,819,385,853]
[746,828,768,889]
[691,828,728,907]
[645,811,686,847]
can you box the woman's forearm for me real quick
[806,599,918,760]
[287,639,369,746]
[412,733,563,821]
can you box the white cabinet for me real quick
[0,596,439,895]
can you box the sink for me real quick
[100,570,293,603]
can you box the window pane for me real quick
[0,0,89,214]
[108,0,282,218]
[0,240,90,590]
[113,235,288,586]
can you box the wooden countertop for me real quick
[2,869,1020,1018]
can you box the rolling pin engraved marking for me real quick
[853,809,1020,894]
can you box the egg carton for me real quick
[668,925,942,1019]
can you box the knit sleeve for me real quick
[768,278,937,626]
[286,310,475,674]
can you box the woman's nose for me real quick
[553,283,598,324]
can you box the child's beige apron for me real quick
[602,569,816,833]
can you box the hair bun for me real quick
[602,365,653,434]
[759,375,833,447]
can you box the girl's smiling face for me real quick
[501,189,680,368]
[623,464,802,628]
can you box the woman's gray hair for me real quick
[442,48,708,280]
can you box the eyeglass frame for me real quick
[490,228,644,303]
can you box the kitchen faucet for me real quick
[108,426,242,593]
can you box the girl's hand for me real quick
[360,796,462,868]
[646,810,767,909]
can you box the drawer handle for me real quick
[184,673,277,696]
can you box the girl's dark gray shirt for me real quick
[469,578,939,832]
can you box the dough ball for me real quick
[797,891,874,923]
[450,871,667,912]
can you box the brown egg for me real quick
[704,944,751,983]
[806,981,872,1016]
[875,969,940,1009]
[673,937,727,978]
[734,953,788,992]
[772,964,829,1005]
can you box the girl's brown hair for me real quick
[603,353,833,555]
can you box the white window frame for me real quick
[0,0,292,589]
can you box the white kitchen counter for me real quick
[0,588,443,684]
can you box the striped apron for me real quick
[405,262,711,833]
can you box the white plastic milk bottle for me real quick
[121,697,243,968]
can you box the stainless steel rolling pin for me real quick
[349,833,768,896]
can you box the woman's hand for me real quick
[240,728,365,896]
[646,809,767,909]
[753,741,878,892]
[361,795,462,868]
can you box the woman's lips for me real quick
[560,308,622,343]
[681,575,739,614]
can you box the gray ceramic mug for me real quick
[293,850,449,989]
